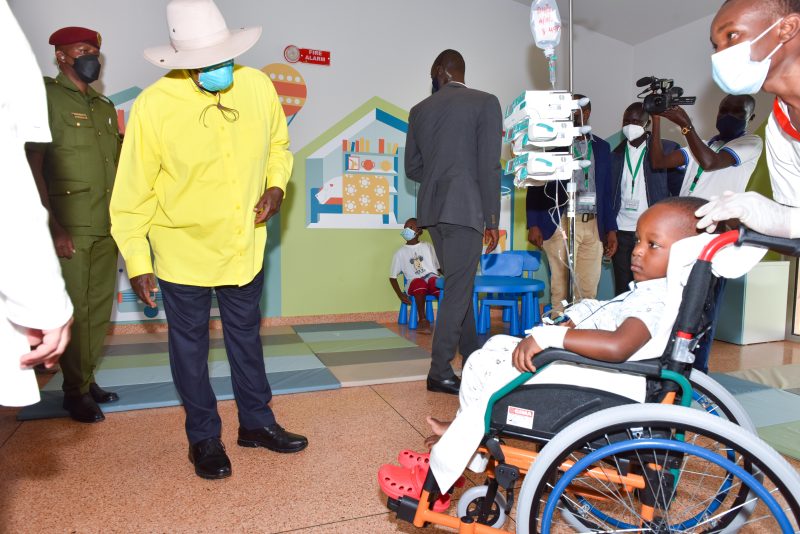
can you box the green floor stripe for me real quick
[316,346,430,367]
[305,336,417,354]
[757,420,800,459]
[292,321,385,333]
[296,327,400,343]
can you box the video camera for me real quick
[636,76,696,115]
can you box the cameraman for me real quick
[697,0,800,240]
[649,95,763,199]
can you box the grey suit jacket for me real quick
[405,82,502,233]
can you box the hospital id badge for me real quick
[577,192,596,211]
[623,198,640,211]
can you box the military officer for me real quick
[26,26,121,423]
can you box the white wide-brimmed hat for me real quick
[144,0,262,69]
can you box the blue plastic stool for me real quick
[398,293,437,329]
[477,296,520,335]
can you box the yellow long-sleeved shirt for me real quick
[110,66,292,286]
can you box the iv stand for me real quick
[566,0,576,305]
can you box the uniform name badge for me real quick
[623,198,640,211]
[577,192,596,211]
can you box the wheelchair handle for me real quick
[737,226,800,257]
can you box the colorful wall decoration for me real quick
[305,106,410,229]
[262,63,307,125]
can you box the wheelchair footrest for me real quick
[387,495,419,523]
[378,464,452,512]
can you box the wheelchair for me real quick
[381,228,800,533]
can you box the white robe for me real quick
[0,1,73,407]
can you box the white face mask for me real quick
[622,124,645,141]
[711,18,784,95]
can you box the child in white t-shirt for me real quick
[390,218,441,334]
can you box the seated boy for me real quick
[381,196,707,498]
[390,218,441,334]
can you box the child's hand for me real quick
[512,336,541,373]
[399,294,411,305]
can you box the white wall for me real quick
[9,0,560,152]
[572,25,633,139]
[573,12,774,143]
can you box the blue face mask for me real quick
[198,60,234,92]
[401,227,417,241]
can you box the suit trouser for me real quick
[427,223,483,381]
[612,230,637,296]
[159,271,275,445]
[541,218,603,313]
[59,234,117,396]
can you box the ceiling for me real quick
[514,0,723,45]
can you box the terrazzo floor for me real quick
[1,321,800,533]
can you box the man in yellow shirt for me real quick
[110,0,305,480]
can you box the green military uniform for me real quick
[28,72,121,396]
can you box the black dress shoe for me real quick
[62,393,105,423]
[89,382,119,404]
[189,438,231,480]
[237,424,308,453]
[426,375,461,395]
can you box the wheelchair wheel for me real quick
[688,369,755,432]
[554,369,760,530]
[515,404,800,533]
[456,485,507,528]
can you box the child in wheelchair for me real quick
[380,195,709,506]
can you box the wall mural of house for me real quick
[305,106,412,229]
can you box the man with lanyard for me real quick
[649,95,762,373]
[26,26,121,423]
[526,94,615,314]
[650,95,762,199]
[610,102,681,295]
[698,0,800,242]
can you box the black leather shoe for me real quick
[62,393,105,423]
[426,375,461,395]
[89,382,119,404]
[238,424,308,453]
[189,438,231,480]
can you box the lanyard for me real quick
[688,142,724,194]
[573,140,593,188]
[624,144,647,196]
[773,97,800,141]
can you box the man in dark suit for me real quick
[405,49,502,395]
[610,102,682,295]
[526,95,616,314]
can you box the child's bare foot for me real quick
[426,416,452,436]
[418,319,432,334]
[424,434,441,449]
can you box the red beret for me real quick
[49,27,102,49]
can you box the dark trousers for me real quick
[159,271,275,445]
[692,278,728,374]
[427,223,483,380]
[612,230,636,296]
[60,235,117,395]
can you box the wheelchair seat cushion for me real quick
[489,382,638,441]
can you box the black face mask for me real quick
[716,114,747,140]
[73,54,101,84]
[431,77,440,94]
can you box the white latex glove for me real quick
[695,191,800,238]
